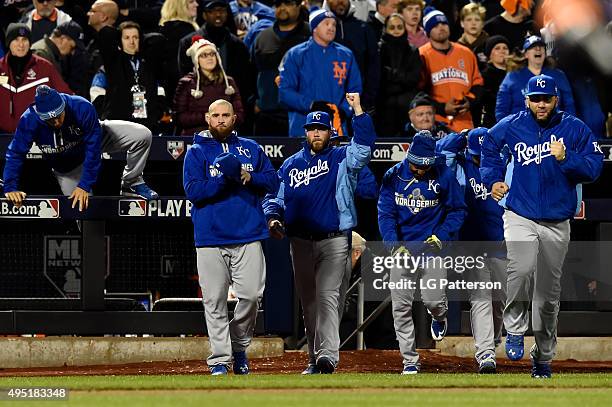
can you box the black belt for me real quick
[291,231,347,241]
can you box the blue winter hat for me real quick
[467,127,488,156]
[522,35,545,52]
[34,85,65,121]
[407,130,437,166]
[525,74,558,97]
[309,9,335,32]
[423,7,448,36]
[304,111,332,129]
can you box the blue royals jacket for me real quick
[377,156,467,247]
[436,132,505,242]
[278,38,362,137]
[263,113,376,236]
[3,94,102,193]
[481,109,603,222]
[183,131,279,247]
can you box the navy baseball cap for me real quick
[204,0,227,10]
[304,111,332,129]
[525,74,558,97]
[522,35,545,52]
[467,127,488,156]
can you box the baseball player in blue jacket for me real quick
[481,75,603,378]
[3,85,157,211]
[437,127,508,373]
[378,130,466,374]
[278,9,362,137]
[183,99,278,376]
[263,93,375,374]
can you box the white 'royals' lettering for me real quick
[515,135,564,166]
[469,178,490,200]
[289,159,330,188]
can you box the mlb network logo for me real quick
[118,199,147,216]
[0,198,60,218]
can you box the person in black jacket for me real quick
[376,13,421,137]
[252,0,309,136]
[98,21,165,132]
[477,35,510,127]
[327,0,380,112]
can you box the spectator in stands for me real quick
[419,7,483,132]
[278,9,362,137]
[397,0,427,48]
[86,0,119,96]
[495,35,575,122]
[0,23,71,134]
[230,0,275,39]
[31,21,84,90]
[402,92,451,141]
[326,0,380,112]
[97,21,165,132]
[159,0,199,103]
[178,0,255,126]
[350,0,375,22]
[252,0,310,137]
[478,35,509,127]
[484,0,534,53]
[457,2,488,68]
[368,0,399,40]
[174,37,244,135]
[20,0,73,43]
[377,13,421,137]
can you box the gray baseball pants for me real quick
[503,210,570,364]
[196,241,266,368]
[53,120,152,194]
[290,234,350,367]
[390,258,448,368]
[468,257,508,362]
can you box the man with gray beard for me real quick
[263,93,376,374]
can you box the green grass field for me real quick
[0,374,610,406]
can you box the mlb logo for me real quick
[167,141,185,160]
[574,201,585,220]
[118,199,147,216]
[37,199,60,218]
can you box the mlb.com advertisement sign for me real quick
[0,198,60,218]
[118,199,193,217]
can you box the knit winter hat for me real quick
[406,130,437,166]
[422,7,448,36]
[484,35,510,57]
[5,23,31,48]
[185,35,235,99]
[34,85,65,121]
[309,9,335,32]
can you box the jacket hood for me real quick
[193,130,239,145]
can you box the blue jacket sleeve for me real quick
[433,169,467,241]
[183,146,228,204]
[480,121,508,189]
[495,73,512,122]
[2,119,35,193]
[339,53,363,116]
[76,103,103,192]
[558,121,604,184]
[262,169,285,221]
[355,166,378,200]
[555,70,576,115]
[377,169,399,247]
[345,113,376,171]
[436,131,467,168]
[249,144,280,195]
[278,49,311,113]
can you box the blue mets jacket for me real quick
[436,132,505,242]
[183,131,279,247]
[481,109,603,222]
[3,94,102,193]
[263,112,376,236]
[278,38,362,137]
[377,157,467,248]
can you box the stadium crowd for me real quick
[1,0,610,139]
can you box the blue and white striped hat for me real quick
[34,85,65,121]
